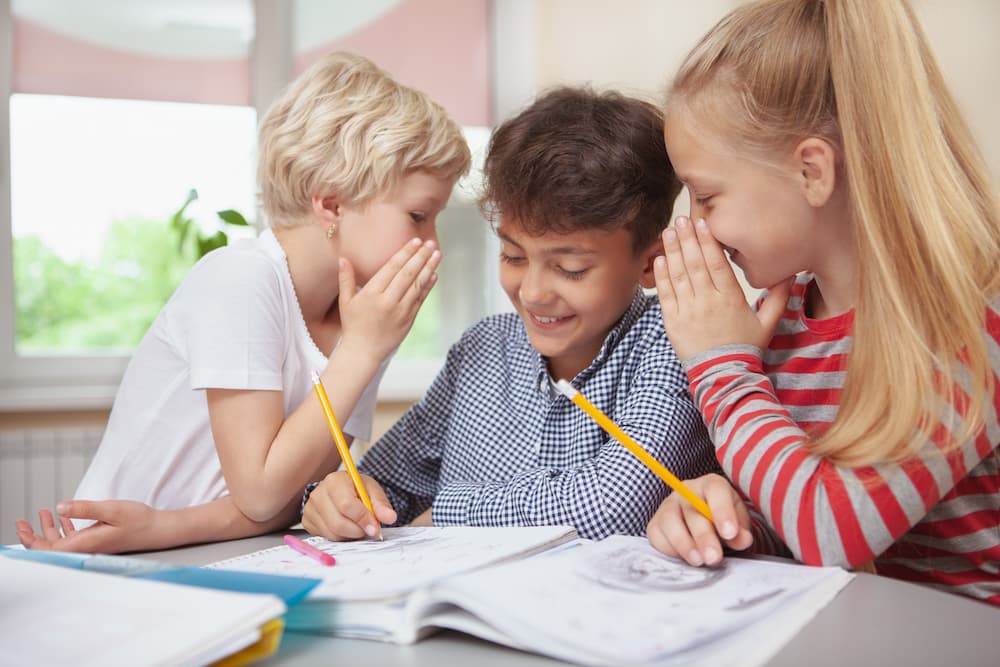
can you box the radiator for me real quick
[0,426,104,546]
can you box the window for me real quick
[0,0,514,409]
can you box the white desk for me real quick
[139,533,1000,666]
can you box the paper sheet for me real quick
[207,525,575,601]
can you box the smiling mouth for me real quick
[527,311,573,329]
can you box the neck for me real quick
[271,224,340,323]
[805,190,857,319]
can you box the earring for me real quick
[326,223,336,239]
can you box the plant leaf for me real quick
[216,209,250,226]
[196,230,228,258]
[170,189,199,230]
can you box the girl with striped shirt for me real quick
[646,0,1000,605]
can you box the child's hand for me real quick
[338,238,441,361]
[15,500,158,554]
[302,471,397,541]
[654,217,793,361]
[645,473,754,566]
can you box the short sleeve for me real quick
[170,249,286,391]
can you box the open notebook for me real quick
[1,556,287,667]
[207,527,853,665]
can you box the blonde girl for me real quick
[17,52,470,553]
[646,0,1000,606]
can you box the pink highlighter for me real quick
[283,533,336,567]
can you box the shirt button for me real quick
[540,378,548,393]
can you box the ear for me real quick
[638,238,662,289]
[310,195,342,223]
[794,137,838,208]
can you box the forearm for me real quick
[685,346,988,567]
[221,344,380,520]
[140,496,301,551]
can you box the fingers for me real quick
[383,242,441,305]
[302,472,374,541]
[56,499,114,523]
[646,501,683,558]
[15,519,47,550]
[363,477,398,526]
[38,509,63,542]
[660,223,694,301]
[694,218,741,293]
[58,514,76,537]
[646,474,755,567]
[362,238,424,294]
[756,275,795,339]
[653,254,677,316]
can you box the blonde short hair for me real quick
[257,51,471,226]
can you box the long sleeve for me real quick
[355,341,463,525]
[432,340,718,540]
[683,321,1000,571]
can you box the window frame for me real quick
[0,0,531,410]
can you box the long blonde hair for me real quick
[668,0,1000,466]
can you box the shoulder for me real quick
[181,236,284,295]
[453,311,528,354]
[618,294,673,357]
[602,294,686,382]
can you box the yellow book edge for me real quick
[209,617,285,667]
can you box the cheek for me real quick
[498,265,520,300]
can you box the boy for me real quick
[302,87,719,541]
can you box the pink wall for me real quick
[12,19,250,106]
[12,0,490,126]
[297,0,491,126]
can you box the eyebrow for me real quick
[497,232,598,257]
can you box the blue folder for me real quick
[0,545,320,606]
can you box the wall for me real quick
[529,0,1000,181]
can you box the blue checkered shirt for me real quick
[303,291,719,540]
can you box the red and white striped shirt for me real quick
[684,274,1000,605]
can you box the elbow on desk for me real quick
[228,490,286,524]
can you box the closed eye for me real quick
[558,267,587,280]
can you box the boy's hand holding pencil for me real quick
[302,469,397,542]
[306,372,397,541]
[555,380,753,567]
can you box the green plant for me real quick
[170,189,252,260]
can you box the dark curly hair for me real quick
[480,86,681,253]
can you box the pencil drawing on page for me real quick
[576,546,725,592]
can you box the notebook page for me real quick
[207,525,575,601]
[423,535,853,666]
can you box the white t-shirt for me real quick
[75,229,385,510]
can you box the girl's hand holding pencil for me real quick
[645,473,754,567]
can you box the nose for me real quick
[420,221,440,247]
[517,264,552,306]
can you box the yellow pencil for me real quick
[311,371,383,540]
[555,379,715,524]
